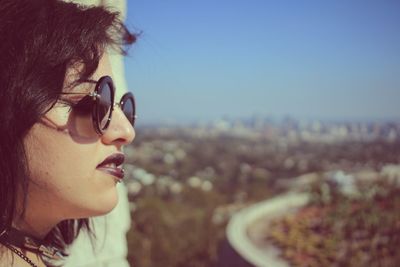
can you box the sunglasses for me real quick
[60,75,137,135]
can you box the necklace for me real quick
[0,227,66,266]
[3,242,39,267]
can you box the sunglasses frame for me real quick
[60,75,137,135]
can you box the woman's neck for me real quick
[15,185,64,240]
[12,220,54,240]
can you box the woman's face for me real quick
[23,54,135,223]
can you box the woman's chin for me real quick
[92,191,119,216]
[72,189,119,218]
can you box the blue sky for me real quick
[124,1,400,124]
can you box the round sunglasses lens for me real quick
[121,97,135,126]
[97,82,113,131]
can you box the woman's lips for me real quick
[96,166,125,180]
[96,153,125,180]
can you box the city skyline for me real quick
[124,1,400,124]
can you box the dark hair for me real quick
[0,0,136,261]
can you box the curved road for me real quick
[223,193,309,267]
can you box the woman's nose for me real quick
[101,106,135,146]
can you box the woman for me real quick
[0,0,137,266]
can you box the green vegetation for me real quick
[125,126,400,267]
[267,178,400,267]
[127,188,225,267]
